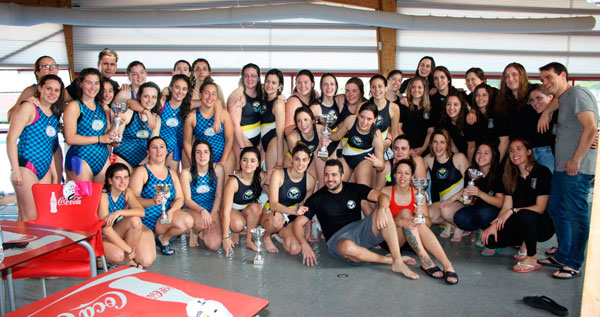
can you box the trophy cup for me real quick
[154,184,172,224]
[110,103,128,147]
[250,226,265,266]
[317,113,338,158]
[411,178,429,224]
[462,168,484,205]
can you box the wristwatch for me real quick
[512,207,518,214]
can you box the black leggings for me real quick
[485,209,555,256]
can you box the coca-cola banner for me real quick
[7,267,268,317]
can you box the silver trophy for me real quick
[462,168,484,205]
[250,226,265,266]
[411,178,429,224]
[317,113,338,158]
[110,103,128,147]
[153,184,172,224]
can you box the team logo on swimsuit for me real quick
[531,178,537,190]
[488,190,494,196]
[197,185,210,194]
[328,110,337,119]
[376,115,383,127]
[308,145,315,153]
[347,200,356,209]
[351,136,363,147]
[204,127,216,137]
[252,101,264,114]
[487,118,494,129]
[91,119,104,131]
[552,124,558,136]
[243,189,255,200]
[46,126,57,137]
[287,187,301,200]
[166,118,179,127]
[437,168,448,179]
[136,130,150,138]
[423,112,430,120]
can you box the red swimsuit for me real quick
[389,186,416,217]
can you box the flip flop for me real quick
[538,257,564,268]
[480,248,500,257]
[443,271,458,285]
[545,246,558,255]
[420,265,443,279]
[512,262,542,273]
[523,295,569,316]
[155,236,176,256]
[552,268,580,280]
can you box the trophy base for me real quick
[160,218,171,225]
[317,150,329,158]
[413,216,426,224]
[253,255,264,267]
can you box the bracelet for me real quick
[97,135,101,144]
[222,236,230,240]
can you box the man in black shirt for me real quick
[293,159,418,279]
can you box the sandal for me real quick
[480,248,500,257]
[443,271,459,285]
[545,246,558,255]
[474,236,485,248]
[538,257,564,268]
[420,265,443,279]
[552,267,580,279]
[155,236,176,256]
[523,295,569,316]
[512,262,542,273]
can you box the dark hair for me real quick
[168,74,192,119]
[264,69,284,102]
[357,101,379,142]
[137,82,162,114]
[465,67,485,81]
[293,106,315,126]
[241,63,263,101]
[173,60,191,73]
[200,81,217,94]
[497,62,530,115]
[294,69,319,106]
[472,83,496,117]
[291,142,311,158]
[77,68,104,105]
[325,159,344,174]
[405,76,431,113]
[416,56,436,84]
[387,70,403,80]
[394,158,415,175]
[344,77,366,107]
[34,56,55,80]
[319,73,338,102]
[393,134,412,149]
[146,136,166,151]
[470,141,499,191]
[529,83,552,98]
[433,65,453,88]
[36,74,65,118]
[369,74,387,101]
[539,62,568,81]
[440,92,468,131]
[503,138,536,195]
[98,48,118,63]
[191,58,213,89]
[104,163,130,192]
[101,77,119,105]
[126,61,146,74]
[190,139,216,187]
[240,146,262,203]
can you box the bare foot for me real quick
[246,234,258,251]
[392,261,419,280]
[402,255,417,266]
[439,224,452,239]
[263,235,279,253]
[232,232,240,245]
[451,229,463,243]
[188,230,200,248]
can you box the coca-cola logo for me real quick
[57,291,127,317]
[146,286,173,300]
[58,196,82,206]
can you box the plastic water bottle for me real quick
[50,192,58,213]
[0,223,5,263]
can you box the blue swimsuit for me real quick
[341,119,374,170]
[18,105,59,180]
[65,100,109,176]
[278,169,307,224]
[113,112,151,167]
[159,101,184,161]
[240,92,263,147]
[140,165,175,231]
[193,108,225,162]
[260,98,276,150]
[190,171,217,212]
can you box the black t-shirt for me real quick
[440,120,468,155]
[466,168,505,208]
[522,107,558,150]
[66,79,80,100]
[511,164,551,208]
[304,182,372,241]
[465,111,509,148]
[399,104,434,149]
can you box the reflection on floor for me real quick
[9,225,583,317]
